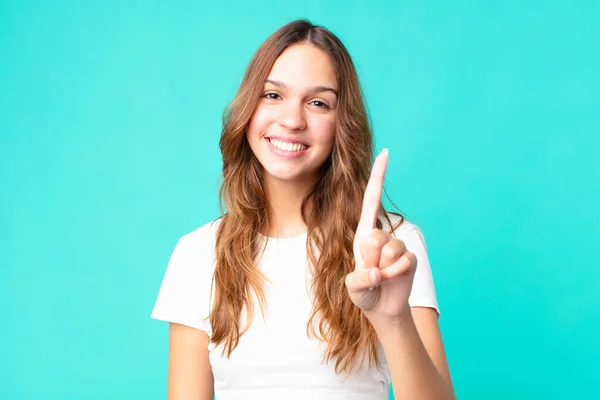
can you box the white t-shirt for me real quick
[151,213,439,400]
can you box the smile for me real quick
[265,137,310,159]
[266,138,308,152]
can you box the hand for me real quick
[345,149,418,322]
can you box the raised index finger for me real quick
[356,148,389,237]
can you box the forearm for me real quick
[370,313,455,400]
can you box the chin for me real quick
[266,171,302,182]
[263,167,313,183]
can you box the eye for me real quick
[263,92,281,100]
[310,100,329,109]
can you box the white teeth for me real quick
[269,138,307,152]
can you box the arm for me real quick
[168,323,214,400]
[348,151,454,398]
[371,307,455,400]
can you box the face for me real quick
[246,43,338,186]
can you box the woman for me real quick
[152,19,455,400]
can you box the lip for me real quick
[265,136,310,147]
[265,137,310,158]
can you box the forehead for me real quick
[267,43,337,88]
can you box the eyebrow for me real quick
[265,79,338,97]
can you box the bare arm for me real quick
[411,306,454,389]
[168,322,214,400]
[372,307,456,400]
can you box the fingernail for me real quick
[381,148,388,156]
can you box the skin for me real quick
[246,43,338,238]
[167,42,455,399]
[347,150,456,399]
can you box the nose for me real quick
[278,100,307,131]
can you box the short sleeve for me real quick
[151,227,215,333]
[401,228,440,315]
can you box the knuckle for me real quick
[365,230,389,248]
[405,252,417,268]
[407,251,417,263]
[382,239,405,258]
[395,239,407,253]
[382,243,400,260]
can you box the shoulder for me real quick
[168,217,223,274]
[151,218,223,331]
[177,217,222,248]
[179,218,222,243]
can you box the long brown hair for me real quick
[210,19,403,376]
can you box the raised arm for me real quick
[346,149,455,399]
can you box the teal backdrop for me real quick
[1,1,598,399]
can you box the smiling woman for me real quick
[151,19,455,400]
[246,43,337,201]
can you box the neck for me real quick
[263,174,315,238]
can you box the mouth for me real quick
[265,137,310,153]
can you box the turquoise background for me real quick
[1,0,598,398]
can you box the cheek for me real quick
[247,106,276,141]
[309,116,336,148]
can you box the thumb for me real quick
[345,267,381,293]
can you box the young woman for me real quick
[152,19,455,400]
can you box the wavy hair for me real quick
[210,19,403,376]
